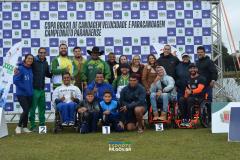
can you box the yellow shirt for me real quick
[58,56,73,75]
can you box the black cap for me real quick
[120,63,130,69]
[189,63,197,69]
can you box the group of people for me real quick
[13,44,217,134]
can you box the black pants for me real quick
[78,111,100,132]
[17,96,33,128]
[179,96,202,120]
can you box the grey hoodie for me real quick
[150,66,175,94]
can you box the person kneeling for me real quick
[119,74,147,133]
[100,90,124,132]
[53,72,82,126]
[77,91,100,133]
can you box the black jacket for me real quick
[32,56,52,90]
[175,61,191,92]
[120,84,147,110]
[157,53,179,80]
[107,61,117,84]
[196,56,218,86]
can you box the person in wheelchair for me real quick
[150,65,175,121]
[178,63,206,127]
[100,90,124,132]
[52,72,82,126]
[77,91,100,133]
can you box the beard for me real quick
[60,51,67,56]
[75,55,81,59]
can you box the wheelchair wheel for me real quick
[200,101,211,128]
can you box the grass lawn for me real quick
[0,123,240,160]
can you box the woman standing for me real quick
[129,55,144,83]
[116,55,129,77]
[14,54,34,134]
[142,54,157,109]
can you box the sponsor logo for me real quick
[220,111,230,123]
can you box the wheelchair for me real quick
[148,97,177,129]
[53,105,81,134]
[174,96,211,129]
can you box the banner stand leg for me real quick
[0,108,9,138]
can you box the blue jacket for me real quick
[13,63,33,96]
[100,100,118,115]
[85,81,116,102]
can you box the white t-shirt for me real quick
[52,84,82,103]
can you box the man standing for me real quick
[107,52,118,84]
[29,47,52,131]
[51,43,76,89]
[72,46,85,91]
[196,46,218,102]
[175,53,191,100]
[81,47,111,86]
[120,75,147,133]
[156,44,179,80]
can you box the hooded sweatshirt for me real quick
[13,63,33,96]
[150,66,175,95]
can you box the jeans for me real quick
[57,102,77,123]
[150,92,171,113]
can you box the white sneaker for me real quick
[22,128,32,133]
[62,122,68,126]
[69,121,74,126]
[15,126,22,134]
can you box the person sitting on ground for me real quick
[119,74,147,133]
[99,90,124,132]
[112,63,130,99]
[150,65,175,121]
[178,63,206,127]
[77,91,100,133]
[52,72,82,126]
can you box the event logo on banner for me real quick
[0,1,212,116]
[0,41,22,108]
